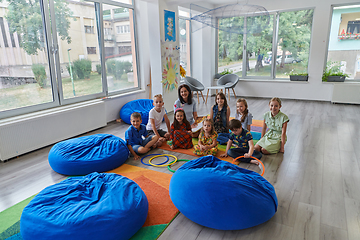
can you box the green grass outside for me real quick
[0,72,135,112]
[233,63,307,78]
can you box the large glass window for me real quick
[276,9,313,78]
[56,2,103,100]
[0,0,140,119]
[326,5,360,80]
[218,17,244,76]
[179,11,191,76]
[217,9,313,79]
[103,4,138,92]
[246,15,274,78]
[0,1,55,113]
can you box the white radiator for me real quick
[331,83,360,104]
[0,100,107,161]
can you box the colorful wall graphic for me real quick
[161,41,179,91]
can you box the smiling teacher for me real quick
[174,84,200,137]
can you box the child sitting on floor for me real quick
[235,98,253,131]
[193,119,218,156]
[255,97,289,154]
[146,94,171,146]
[168,108,193,149]
[125,112,159,160]
[220,119,262,165]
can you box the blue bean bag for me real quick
[120,99,153,125]
[48,134,129,175]
[20,172,148,240]
[169,156,277,230]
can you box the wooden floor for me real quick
[1,96,360,240]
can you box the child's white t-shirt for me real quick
[146,107,166,131]
[235,111,253,129]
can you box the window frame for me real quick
[324,4,360,81]
[0,0,141,119]
[178,13,192,77]
[216,7,314,80]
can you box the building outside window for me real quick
[327,5,360,80]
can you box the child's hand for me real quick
[220,153,228,158]
[133,154,140,160]
[191,123,198,128]
[244,153,251,158]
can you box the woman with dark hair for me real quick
[174,84,198,127]
[174,84,200,137]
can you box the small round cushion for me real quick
[20,172,148,240]
[48,134,129,175]
[120,99,153,125]
[169,155,278,230]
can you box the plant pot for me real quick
[327,76,345,82]
[290,75,308,81]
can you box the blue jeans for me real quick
[132,136,153,154]
[227,148,262,163]
[217,133,230,145]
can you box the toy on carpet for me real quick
[48,134,129,175]
[20,172,148,240]
[119,99,154,125]
[140,153,177,167]
[169,155,277,230]
[232,155,265,176]
[167,159,191,173]
[148,154,177,167]
[141,154,169,166]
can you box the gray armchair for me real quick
[217,74,239,101]
[184,76,205,103]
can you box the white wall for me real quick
[188,0,360,101]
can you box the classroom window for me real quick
[326,5,360,80]
[0,0,139,119]
[0,2,55,116]
[217,8,314,80]
[103,3,138,93]
[179,10,191,76]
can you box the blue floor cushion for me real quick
[20,172,148,240]
[120,99,153,125]
[169,155,278,230]
[48,134,129,175]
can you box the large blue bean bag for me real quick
[169,156,277,230]
[20,172,148,240]
[48,134,129,175]
[120,99,153,125]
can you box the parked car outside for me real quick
[264,56,272,64]
[276,55,301,64]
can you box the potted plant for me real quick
[288,69,308,81]
[322,61,349,82]
[215,68,233,79]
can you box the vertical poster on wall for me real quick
[161,41,179,91]
[164,10,176,42]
